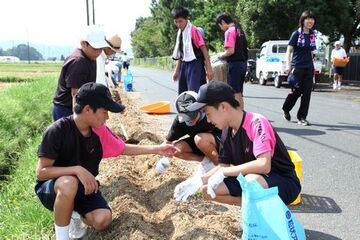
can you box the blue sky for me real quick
[0,0,152,49]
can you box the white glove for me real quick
[174,176,202,201]
[207,168,226,199]
[195,157,216,175]
[155,157,170,174]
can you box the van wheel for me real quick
[259,72,266,85]
[274,76,282,88]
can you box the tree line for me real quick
[131,0,360,58]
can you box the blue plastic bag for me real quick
[237,174,306,240]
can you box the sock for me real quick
[55,224,70,240]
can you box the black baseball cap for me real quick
[186,81,235,111]
[175,91,200,123]
[76,82,125,113]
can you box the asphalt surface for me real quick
[129,66,360,240]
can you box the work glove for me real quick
[155,157,170,174]
[195,156,216,175]
[207,168,226,199]
[174,175,202,201]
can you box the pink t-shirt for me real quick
[191,26,205,49]
[92,125,125,158]
[224,26,237,49]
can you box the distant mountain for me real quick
[0,40,133,60]
[0,40,76,60]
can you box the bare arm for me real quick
[36,156,98,195]
[222,152,272,177]
[285,45,294,75]
[200,45,214,80]
[172,60,181,81]
[218,47,235,60]
[71,88,79,111]
[123,143,178,157]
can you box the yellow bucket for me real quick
[288,150,302,205]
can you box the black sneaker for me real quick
[297,119,310,126]
[283,111,291,121]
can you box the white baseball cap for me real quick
[82,26,109,49]
[334,41,341,47]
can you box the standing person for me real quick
[35,82,178,240]
[216,13,248,110]
[96,34,122,88]
[122,52,130,70]
[186,81,301,206]
[331,40,347,90]
[52,26,109,121]
[171,6,214,94]
[282,10,317,126]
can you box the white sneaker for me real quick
[338,82,342,90]
[69,214,86,239]
[333,83,337,90]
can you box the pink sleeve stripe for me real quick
[191,26,205,48]
[92,125,125,158]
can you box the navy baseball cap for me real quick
[76,82,125,113]
[186,81,235,111]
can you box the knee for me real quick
[194,134,211,149]
[91,211,112,231]
[55,176,79,199]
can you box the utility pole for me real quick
[26,29,30,64]
[86,0,90,25]
[92,0,95,25]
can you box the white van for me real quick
[256,40,288,88]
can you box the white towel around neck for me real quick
[172,21,196,62]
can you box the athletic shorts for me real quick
[223,170,301,205]
[35,179,111,217]
[227,61,247,93]
[182,132,222,156]
[333,66,344,75]
[52,103,72,121]
[178,59,206,94]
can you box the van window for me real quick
[260,46,267,57]
[272,44,287,53]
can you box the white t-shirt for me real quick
[331,48,347,60]
[96,51,107,86]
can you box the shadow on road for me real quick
[290,193,341,214]
[275,127,326,136]
[305,229,342,240]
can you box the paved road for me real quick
[130,66,360,240]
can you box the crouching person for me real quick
[185,81,301,206]
[35,82,178,240]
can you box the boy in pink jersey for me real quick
[186,81,301,206]
[216,13,248,110]
[35,82,178,239]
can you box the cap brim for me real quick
[185,102,206,112]
[177,113,190,123]
[88,40,110,49]
[106,101,125,113]
[110,47,122,53]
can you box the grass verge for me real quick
[0,66,58,239]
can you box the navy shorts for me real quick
[333,66,344,75]
[227,61,247,93]
[35,179,111,217]
[223,171,301,205]
[178,59,206,94]
[183,132,222,156]
[52,103,72,121]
